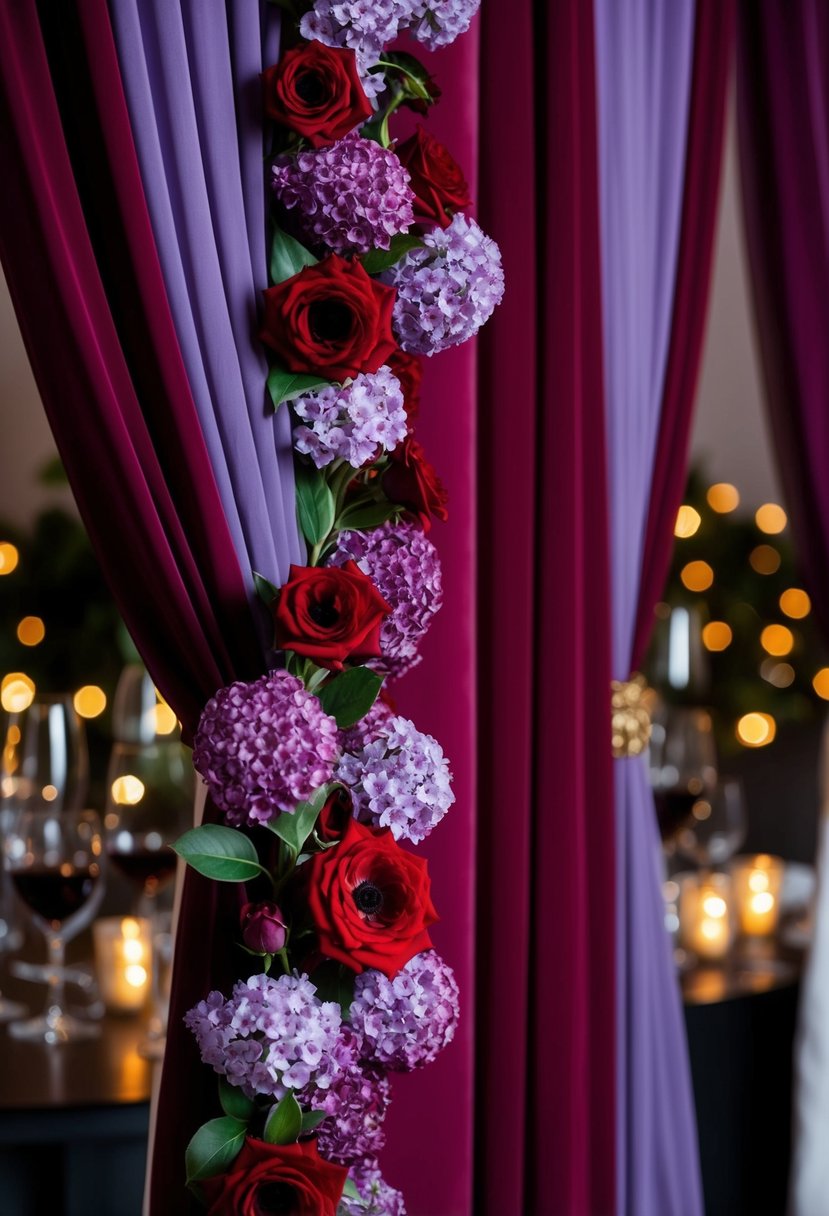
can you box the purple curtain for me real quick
[737,0,829,636]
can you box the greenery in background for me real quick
[644,465,828,757]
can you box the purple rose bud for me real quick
[240,902,287,955]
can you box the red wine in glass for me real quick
[653,788,700,844]
[12,866,99,928]
[107,844,177,896]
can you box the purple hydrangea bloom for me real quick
[192,670,340,827]
[293,367,407,469]
[336,712,453,844]
[302,1025,390,1166]
[331,522,442,680]
[404,0,481,49]
[385,212,504,356]
[271,136,414,256]
[184,973,342,1100]
[339,1162,407,1216]
[300,2,413,92]
[350,950,460,1071]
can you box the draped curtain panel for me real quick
[737,4,829,1210]
[594,2,734,1213]
[477,2,617,1212]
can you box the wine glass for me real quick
[105,741,193,1055]
[111,664,179,746]
[5,807,104,1042]
[677,777,748,870]
[648,704,718,847]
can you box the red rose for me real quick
[387,349,423,428]
[202,1138,347,1216]
[262,44,372,148]
[383,435,448,531]
[261,256,398,382]
[318,786,354,843]
[396,126,472,227]
[307,818,438,977]
[274,561,391,671]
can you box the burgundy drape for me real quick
[633,0,735,668]
[736,0,829,638]
[476,2,616,1213]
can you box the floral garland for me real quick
[173,2,502,1212]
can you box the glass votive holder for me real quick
[93,916,152,1014]
[730,853,784,938]
[678,870,734,963]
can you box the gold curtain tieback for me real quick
[611,674,652,758]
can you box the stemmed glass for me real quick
[676,777,748,870]
[648,704,718,848]
[5,807,104,1042]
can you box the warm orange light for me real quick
[675,505,702,539]
[760,624,794,656]
[73,685,107,719]
[707,483,740,513]
[749,545,781,575]
[16,616,45,647]
[702,621,732,652]
[1,673,35,712]
[813,668,829,701]
[755,503,787,534]
[111,775,145,806]
[152,702,177,736]
[0,543,19,576]
[680,561,714,592]
[736,712,776,748]
[780,588,811,619]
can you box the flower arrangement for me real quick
[173,3,500,1210]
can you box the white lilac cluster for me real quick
[184,973,342,1100]
[351,951,460,1071]
[301,0,481,87]
[331,522,443,680]
[335,712,454,844]
[192,670,340,827]
[271,136,414,256]
[293,367,407,469]
[386,212,504,356]
[339,1163,407,1216]
[302,1026,390,1165]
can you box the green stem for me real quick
[276,949,291,976]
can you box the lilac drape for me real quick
[594,5,703,1214]
[107,0,303,625]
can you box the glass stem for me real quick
[145,892,164,1038]
[46,931,66,1025]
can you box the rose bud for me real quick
[262,44,372,148]
[318,787,354,843]
[240,901,287,955]
[396,125,472,228]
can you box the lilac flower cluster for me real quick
[336,712,453,844]
[192,671,340,827]
[386,212,504,356]
[339,1163,407,1216]
[184,973,342,1100]
[350,951,460,1071]
[406,0,481,50]
[302,1025,390,1164]
[272,136,414,256]
[293,367,407,469]
[331,522,442,679]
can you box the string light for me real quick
[749,545,781,575]
[755,503,787,534]
[111,775,145,806]
[702,621,732,651]
[760,624,794,656]
[813,669,829,701]
[707,483,740,513]
[780,588,810,619]
[1,673,35,713]
[73,685,107,719]
[736,712,776,748]
[16,616,45,647]
[674,505,702,539]
[680,561,714,592]
[0,543,19,576]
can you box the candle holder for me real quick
[731,853,784,938]
[93,916,152,1014]
[677,870,734,963]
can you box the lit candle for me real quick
[93,916,152,1013]
[679,872,733,962]
[731,854,784,937]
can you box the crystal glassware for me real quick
[5,807,104,1042]
[648,704,718,846]
[677,776,748,870]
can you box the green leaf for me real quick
[269,785,330,857]
[361,233,425,276]
[267,366,332,411]
[269,225,317,285]
[253,571,280,607]
[342,1176,362,1201]
[300,1109,327,1133]
[295,463,336,545]
[185,1116,246,1184]
[336,499,400,532]
[317,667,383,729]
[264,1093,303,1145]
[218,1077,255,1123]
[173,825,267,883]
[310,960,356,1016]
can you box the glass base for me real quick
[9,1010,101,1044]
[0,994,28,1022]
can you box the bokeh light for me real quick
[736,712,776,748]
[755,503,787,534]
[780,588,810,619]
[152,702,177,736]
[707,483,740,513]
[680,561,714,592]
[1,673,35,713]
[675,505,702,539]
[760,624,794,656]
[702,621,732,652]
[73,685,107,719]
[111,775,145,806]
[760,660,795,688]
[749,545,781,575]
[16,616,45,647]
[0,543,19,576]
[813,669,829,701]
